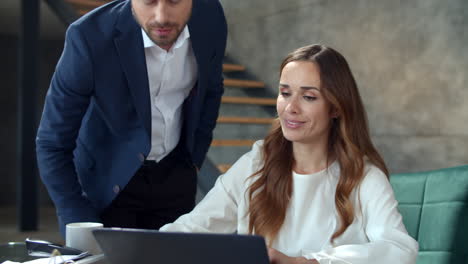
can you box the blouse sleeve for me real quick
[302,166,419,264]
[159,141,262,233]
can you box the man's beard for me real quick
[144,21,183,48]
[132,7,191,49]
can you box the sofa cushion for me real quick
[390,165,468,264]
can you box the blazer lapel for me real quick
[114,1,151,138]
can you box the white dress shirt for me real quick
[142,26,198,161]
[160,141,419,264]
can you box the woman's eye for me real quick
[303,96,317,101]
[280,92,290,97]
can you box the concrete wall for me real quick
[219,0,468,173]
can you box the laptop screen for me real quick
[93,228,270,264]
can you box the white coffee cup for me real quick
[65,222,104,255]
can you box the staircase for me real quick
[48,0,277,193]
[213,63,275,174]
[65,0,109,15]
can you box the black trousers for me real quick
[100,146,197,229]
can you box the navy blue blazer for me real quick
[36,0,227,233]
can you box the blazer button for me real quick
[138,153,145,162]
[113,185,120,194]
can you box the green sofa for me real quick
[390,165,468,264]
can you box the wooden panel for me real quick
[217,164,232,173]
[221,96,276,105]
[66,0,108,8]
[217,116,274,124]
[224,79,264,88]
[222,64,246,72]
[77,9,89,15]
[211,139,256,147]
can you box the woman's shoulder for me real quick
[235,140,264,166]
[218,140,264,185]
[363,162,389,182]
[359,161,393,197]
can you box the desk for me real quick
[0,243,36,263]
[0,243,107,264]
[75,254,108,264]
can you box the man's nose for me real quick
[154,2,170,24]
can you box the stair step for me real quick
[66,0,107,8]
[217,164,232,173]
[224,79,264,88]
[77,9,90,15]
[221,96,276,106]
[211,139,256,147]
[217,116,274,124]
[223,64,246,72]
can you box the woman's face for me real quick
[277,61,333,145]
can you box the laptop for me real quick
[93,228,270,264]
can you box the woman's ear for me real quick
[330,108,339,119]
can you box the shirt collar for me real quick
[142,25,190,50]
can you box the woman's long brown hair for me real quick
[247,44,389,244]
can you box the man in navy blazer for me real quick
[36,0,227,235]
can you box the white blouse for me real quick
[160,141,419,264]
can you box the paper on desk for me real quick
[1,255,77,264]
[1,254,106,264]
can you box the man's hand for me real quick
[268,248,319,264]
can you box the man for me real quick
[36,0,227,235]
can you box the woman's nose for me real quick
[285,97,299,114]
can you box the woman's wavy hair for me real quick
[247,44,389,244]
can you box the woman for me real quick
[160,44,418,264]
